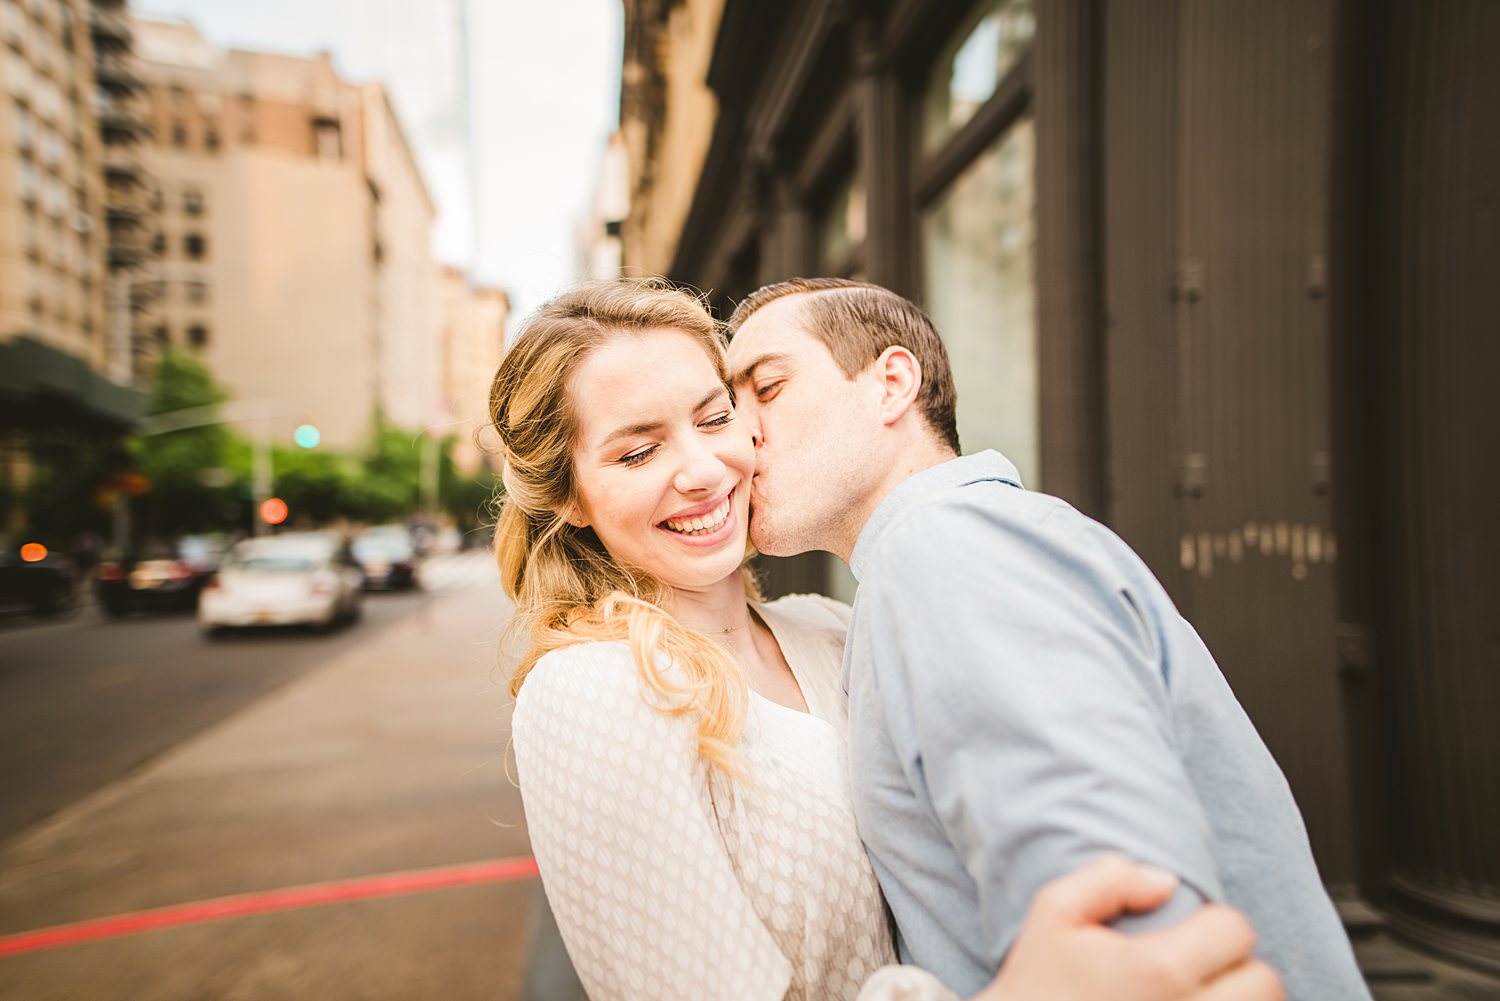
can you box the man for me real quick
[726,278,1370,1001]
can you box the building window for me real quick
[185,280,208,304]
[187,324,208,348]
[153,326,168,345]
[817,169,868,277]
[204,127,220,151]
[172,122,187,148]
[313,118,341,162]
[238,93,255,143]
[151,231,166,255]
[170,85,187,110]
[922,0,1035,154]
[184,233,206,259]
[922,115,1038,483]
[182,186,204,215]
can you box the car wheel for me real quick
[201,625,227,641]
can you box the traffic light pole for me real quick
[134,399,286,543]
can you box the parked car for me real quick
[199,532,363,637]
[96,534,228,617]
[351,525,419,591]
[0,537,77,618]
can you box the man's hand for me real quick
[976,854,1285,1001]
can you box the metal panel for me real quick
[1172,0,1356,881]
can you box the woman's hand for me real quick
[973,854,1285,1001]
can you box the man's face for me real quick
[728,296,881,557]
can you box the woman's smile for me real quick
[657,486,738,547]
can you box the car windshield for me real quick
[227,554,322,572]
[353,536,408,558]
[224,540,330,572]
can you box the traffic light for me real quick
[294,424,321,449]
[260,497,289,526]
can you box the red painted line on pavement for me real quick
[0,855,539,959]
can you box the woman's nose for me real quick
[674,442,727,494]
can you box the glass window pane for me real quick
[921,116,1038,485]
[922,0,1035,154]
[818,172,867,272]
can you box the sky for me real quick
[136,0,624,319]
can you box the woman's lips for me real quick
[656,488,739,549]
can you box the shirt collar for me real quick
[849,450,1025,582]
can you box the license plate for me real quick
[255,610,275,622]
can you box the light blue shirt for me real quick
[844,451,1369,1001]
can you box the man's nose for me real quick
[739,406,764,449]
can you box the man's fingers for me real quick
[1193,958,1286,1001]
[1033,853,1181,924]
[1138,904,1259,987]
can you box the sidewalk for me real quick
[0,579,543,1000]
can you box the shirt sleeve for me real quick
[863,495,1225,963]
[511,642,792,1001]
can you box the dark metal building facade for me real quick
[654,0,1500,982]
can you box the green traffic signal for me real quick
[294,424,321,449]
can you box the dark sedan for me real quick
[96,534,228,617]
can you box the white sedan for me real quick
[199,533,364,637]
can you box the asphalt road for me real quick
[0,556,553,1000]
[0,591,427,847]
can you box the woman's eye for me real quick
[755,381,784,402]
[619,445,657,467]
[701,411,734,429]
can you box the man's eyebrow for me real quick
[598,387,728,448]
[731,353,791,387]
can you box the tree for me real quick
[131,350,244,537]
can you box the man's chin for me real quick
[748,516,788,558]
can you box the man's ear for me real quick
[874,345,923,426]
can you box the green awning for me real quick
[0,335,146,430]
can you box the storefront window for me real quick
[922,0,1035,153]
[921,116,1038,484]
[817,171,867,275]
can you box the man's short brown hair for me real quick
[727,277,960,453]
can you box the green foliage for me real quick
[128,369,501,537]
[131,350,243,536]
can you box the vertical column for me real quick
[853,18,915,298]
[1034,0,1105,518]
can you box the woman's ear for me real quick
[561,504,590,529]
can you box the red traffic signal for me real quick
[259,497,289,526]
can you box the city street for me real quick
[0,553,547,1000]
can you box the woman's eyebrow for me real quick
[599,388,727,449]
[600,420,663,448]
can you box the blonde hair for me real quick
[489,278,759,777]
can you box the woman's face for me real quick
[567,327,753,591]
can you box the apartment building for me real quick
[1,0,143,541]
[131,17,440,450]
[436,265,506,477]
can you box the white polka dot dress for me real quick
[511,595,960,1001]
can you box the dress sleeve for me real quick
[511,642,793,1001]
[857,965,963,1001]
